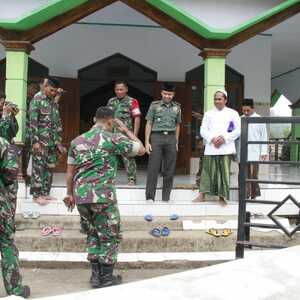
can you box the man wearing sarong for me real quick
[193,90,240,206]
[241,98,268,199]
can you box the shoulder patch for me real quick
[174,101,181,106]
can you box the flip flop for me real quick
[52,226,63,236]
[221,229,233,237]
[161,226,170,237]
[22,211,33,219]
[144,214,153,222]
[41,226,53,237]
[169,214,179,221]
[150,228,161,237]
[206,228,221,238]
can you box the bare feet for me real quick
[33,196,49,206]
[192,193,205,203]
[219,197,228,207]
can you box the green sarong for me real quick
[199,155,232,200]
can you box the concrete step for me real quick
[15,228,300,253]
[15,215,185,231]
[17,183,300,216]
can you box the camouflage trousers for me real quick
[121,156,136,183]
[0,193,25,296]
[7,182,18,215]
[30,146,57,198]
[77,203,122,264]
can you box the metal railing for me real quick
[236,116,300,259]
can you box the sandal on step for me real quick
[52,226,63,236]
[41,226,53,237]
[206,228,221,238]
[150,228,161,238]
[161,226,170,237]
[222,229,232,237]
[144,214,153,222]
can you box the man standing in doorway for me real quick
[241,98,268,199]
[193,90,240,206]
[29,77,66,205]
[107,81,141,185]
[64,107,145,288]
[145,82,182,202]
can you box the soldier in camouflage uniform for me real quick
[0,137,30,298]
[22,82,40,182]
[145,83,182,202]
[107,81,141,185]
[64,107,145,289]
[29,78,66,205]
[0,91,20,214]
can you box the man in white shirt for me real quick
[241,98,268,199]
[193,90,241,206]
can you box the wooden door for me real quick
[154,82,192,174]
[54,77,80,172]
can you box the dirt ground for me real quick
[0,268,184,299]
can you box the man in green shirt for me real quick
[145,83,181,202]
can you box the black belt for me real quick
[152,131,175,135]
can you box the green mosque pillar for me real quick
[200,49,230,112]
[3,41,34,143]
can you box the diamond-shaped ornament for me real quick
[268,195,300,238]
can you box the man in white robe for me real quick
[193,90,241,206]
[241,98,268,199]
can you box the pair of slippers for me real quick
[150,227,170,237]
[206,228,232,238]
[41,226,63,236]
[144,214,179,222]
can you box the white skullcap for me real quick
[215,89,228,98]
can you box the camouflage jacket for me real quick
[25,96,33,142]
[68,125,139,205]
[0,113,19,143]
[0,137,18,190]
[107,95,141,130]
[29,92,62,147]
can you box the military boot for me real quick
[90,262,101,288]
[98,264,122,288]
[12,285,31,299]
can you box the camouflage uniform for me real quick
[107,96,141,183]
[0,110,19,214]
[29,92,61,198]
[0,137,28,297]
[68,125,139,264]
[23,96,34,176]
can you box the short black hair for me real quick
[243,98,254,108]
[47,77,60,88]
[95,106,114,120]
[0,90,6,99]
[115,81,128,88]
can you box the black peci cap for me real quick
[162,82,175,92]
[243,98,254,107]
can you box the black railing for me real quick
[236,116,300,259]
